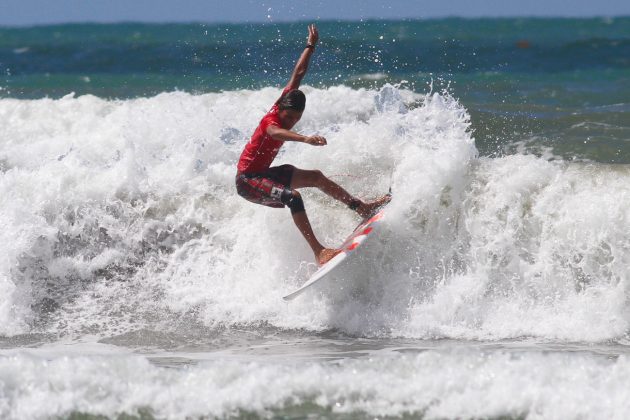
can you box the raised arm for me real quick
[284,24,319,91]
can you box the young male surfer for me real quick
[236,24,390,265]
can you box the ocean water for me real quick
[0,18,629,419]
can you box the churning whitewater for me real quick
[1,84,629,343]
[2,346,630,419]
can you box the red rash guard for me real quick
[237,88,291,173]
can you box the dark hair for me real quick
[278,89,306,112]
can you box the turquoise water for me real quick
[1,18,629,161]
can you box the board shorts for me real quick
[235,164,295,208]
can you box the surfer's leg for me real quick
[291,210,323,253]
[290,168,391,218]
[290,168,357,207]
[285,189,340,265]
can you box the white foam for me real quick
[401,157,630,341]
[1,85,630,342]
[0,348,629,419]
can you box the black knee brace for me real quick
[281,189,305,214]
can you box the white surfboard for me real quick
[282,207,387,301]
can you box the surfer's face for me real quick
[278,109,303,129]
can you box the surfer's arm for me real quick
[284,24,319,91]
[266,125,326,146]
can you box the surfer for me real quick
[235,24,390,265]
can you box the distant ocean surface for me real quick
[2,18,630,162]
[1,18,630,419]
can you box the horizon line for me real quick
[1,14,629,29]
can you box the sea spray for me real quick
[1,85,630,343]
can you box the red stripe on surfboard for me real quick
[367,212,383,224]
[346,242,360,251]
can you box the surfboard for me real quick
[282,205,388,301]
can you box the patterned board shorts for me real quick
[235,164,295,208]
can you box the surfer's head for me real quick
[278,89,305,129]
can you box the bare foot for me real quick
[317,248,341,265]
[356,194,392,219]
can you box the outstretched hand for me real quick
[305,135,327,146]
[307,24,319,46]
